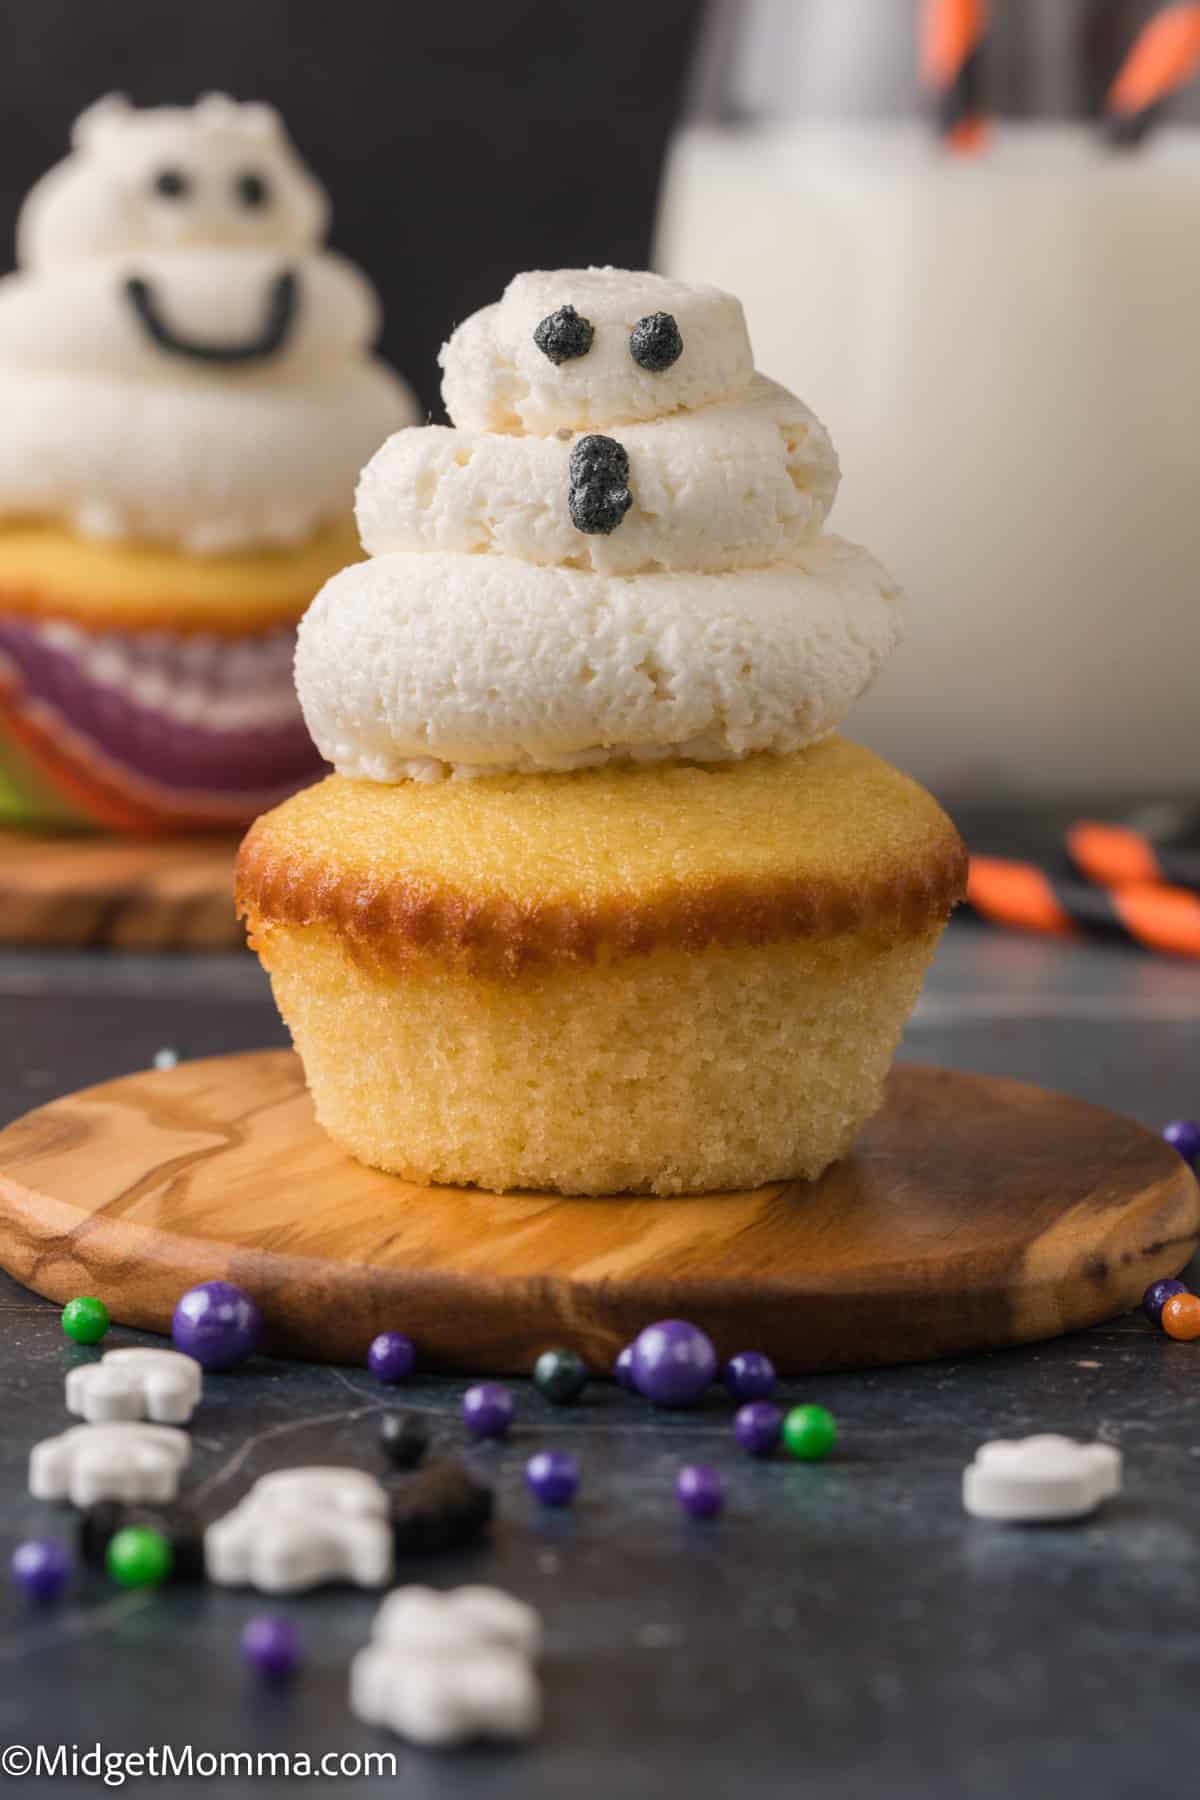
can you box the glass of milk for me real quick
[657,0,1200,800]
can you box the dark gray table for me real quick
[1,918,1198,1798]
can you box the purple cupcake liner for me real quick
[0,615,323,801]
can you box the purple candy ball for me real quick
[733,1400,784,1457]
[631,1319,717,1408]
[1143,1277,1190,1327]
[242,1614,301,1679]
[676,1464,724,1520]
[614,1344,637,1390]
[171,1280,262,1372]
[1164,1120,1200,1165]
[525,1449,580,1507]
[463,1381,514,1439]
[367,1332,416,1385]
[11,1538,73,1603]
[723,1351,777,1402]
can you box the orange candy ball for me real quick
[1161,1293,1200,1340]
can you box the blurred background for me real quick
[0,0,1198,954]
[0,0,703,418]
[662,0,1200,802]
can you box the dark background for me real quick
[0,0,703,417]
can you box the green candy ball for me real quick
[106,1526,173,1589]
[532,1347,589,1405]
[61,1297,110,1345]
[782,1404,837,1462]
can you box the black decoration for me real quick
[379,1410,430,1470]
[533,305,594,364]
[235,170,271,209]
[152,167,190,201]
[389,1460,494,1555]
[629,311,683,372]
[123,268,299,366]
[567,433,633,535]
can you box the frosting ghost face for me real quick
[439,267,755,435]
[5,93,372,380]
[20,93,329,272]
[0,94,417,551]
[299,267,901,782]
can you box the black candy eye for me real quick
[630,311,683,372]
[533,305,594,364]
[235,170,271,209]
[568,434,633,536]
[152,167,190,201]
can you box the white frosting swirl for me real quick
[357,376,838,577]
[298,542,901,781]
[296,267,903,779]
[0,94,418,552]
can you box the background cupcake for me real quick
[239,267,965,1195]
[0,93,418,832]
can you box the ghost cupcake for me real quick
[238,268,965,1195]
[0,93,418,831]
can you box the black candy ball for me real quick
[389,1460,493,1555]
[533,1347,589,1404]
[533,305,594,364]
[379,1410,430,1469]
[568,434,633,536]
[629,311,683,372]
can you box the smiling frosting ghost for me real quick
[239,267,967,1197]
[0,93,417,831]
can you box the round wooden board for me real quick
[0,1051,1195,1374]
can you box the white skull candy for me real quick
[29,1421,191,1507]
[204,1465,394,1593]
[350,1585,543,1747]
[65,1347,202,1425]
[963,1434,1122,1523]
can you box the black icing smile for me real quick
[123,268,299,366]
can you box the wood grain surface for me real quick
[0,1051,1195,1373]
[0,830,240,948]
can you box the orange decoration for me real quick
[1067,822,1160,889]
[921,0,991,155]
[921,0,988,87]
[967,854,1200,959]
[966,856,1076,939]
[1161,1293,1200,1340]
[1109,3,1200,120]
[1116,885,1200,959]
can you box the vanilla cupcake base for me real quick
[238,740,965,1196]
[253,920,941,1194]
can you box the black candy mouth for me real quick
[124,268,299,366]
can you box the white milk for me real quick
[656,121,1200,799]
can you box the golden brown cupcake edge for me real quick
[0,518,364,636]
[236,740,967,980]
